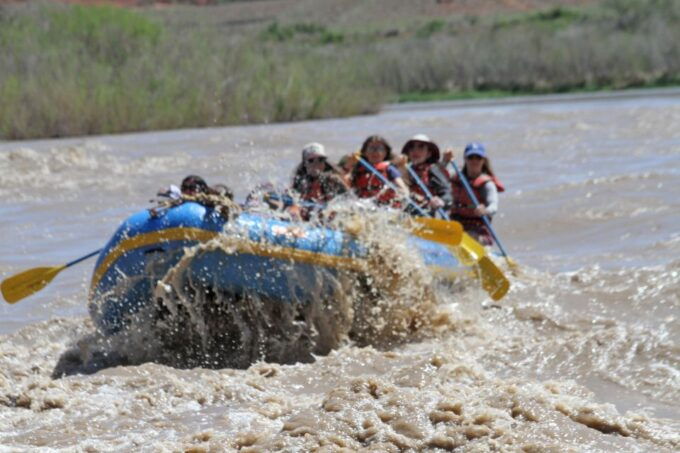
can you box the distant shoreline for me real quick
[386,86,680,112]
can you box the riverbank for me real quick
[389,86,680,111]
[1,0,678,140]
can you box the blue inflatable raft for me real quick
[88,202,462,356]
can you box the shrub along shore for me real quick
[0,0,678,140]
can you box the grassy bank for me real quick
[376,0,680,98]
[0,0,678,140]
[0,3,385,139]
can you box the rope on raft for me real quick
[150,192,242,220]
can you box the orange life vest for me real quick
[450,173,504,218]
[294,173,344,204]
[407,163,432,199]
[352,162,397,204]
[299,177,325,203]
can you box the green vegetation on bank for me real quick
[0,0,678,140]
[0,4,383,139]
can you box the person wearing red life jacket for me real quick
[350,135,409,206]
[290,142,348,219]
[443,142,505,246]
[398,134,452,217]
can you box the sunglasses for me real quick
[306,157,326,163]
[366,145,386,152]
[465,155,483,160]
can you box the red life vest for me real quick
[450,173,504,218]
[299,177,325,202]
[407,163,432,199]
[295,173,343,204]
[352,161,397,204]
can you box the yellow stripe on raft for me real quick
[90,227,367,291]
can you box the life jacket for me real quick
[450,172,504,219]
[407,163,432,200]
[352,161,397,204]
[299,177,325,203]
[295,173,342,204]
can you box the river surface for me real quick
[1,89,679,451]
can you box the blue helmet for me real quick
[464,142,487,159]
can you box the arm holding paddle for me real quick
[443,145,518,271]
[406,155,510,301]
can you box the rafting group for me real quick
[170,134,505,246]
[2,133,512,351]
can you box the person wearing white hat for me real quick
[399,134,452,216]
[290,142,348,219]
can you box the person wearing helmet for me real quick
[443,143,505,245]
[290,142,349,219]
[350,135,409,206]
[399,134,452,216]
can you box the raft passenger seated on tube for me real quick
[349,135,409,208]
[443,143,505,246]
[289,142,349,220]
[396,134,452,217]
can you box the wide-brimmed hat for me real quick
[401,134,440,163]
[302,142,327,161]
[464,142,487,159]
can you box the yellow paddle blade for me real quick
[453,235,478,266]
[478,256,510,301]
[411,217,463,247]
[449,232,510,301]
[1,265,66,304]
[460,232,486,260]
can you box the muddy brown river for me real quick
[1,89,678,451]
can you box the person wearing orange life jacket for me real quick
[443,142,505,246]
[290,142,348,219]
[398,134,452,217]
[350,135,409,206]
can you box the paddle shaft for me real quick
[356,157,428,217]
[450,162,510,259]
[66,249,101,268]
[405,165,449,220]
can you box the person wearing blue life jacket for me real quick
[397,134,452,217]
[442,143,505,246]
[350,135,409,206]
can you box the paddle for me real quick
[352,156,471,249]
[355,155,429,217]
[406,164,509,301]
[0,172,464,305]
[450,161,518,273]
[405,165,450,220]
[266,183,462,247]
[1,250,101,304]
